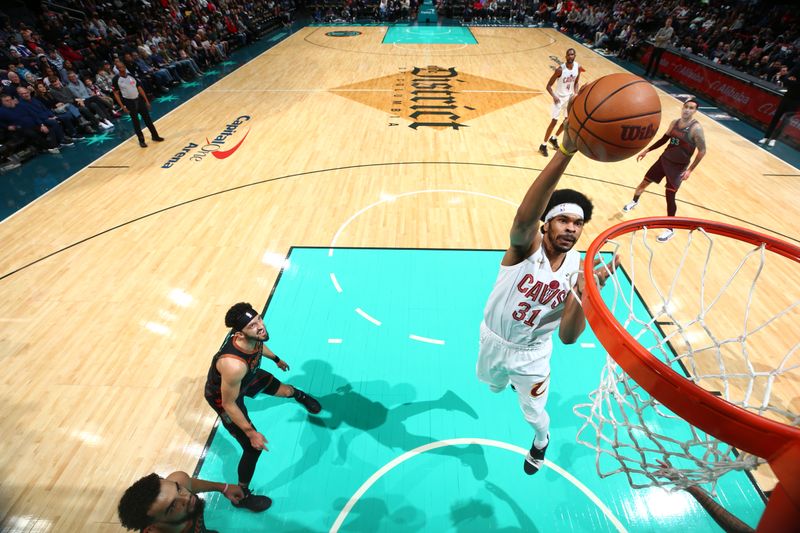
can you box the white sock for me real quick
[534,434,549,449]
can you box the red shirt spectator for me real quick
[57,42,83,63]
[224,16,238,34]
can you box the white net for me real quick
[574,223,800,493]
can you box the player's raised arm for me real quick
[504,130,578,266]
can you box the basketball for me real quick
[567,73,661,162]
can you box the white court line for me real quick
[355,307,382,326]
[392,42,469,51]
[330,272,342,293]
[327,189,516,338]
[207,88,394,93]
[462,90,542,93]
[329,437,628,533]
[409,334,445,345]
[211,88,541,95]
[580,342,596,348]
[328,189,516,256]
[328,338,343,344]
[403,28,454,35]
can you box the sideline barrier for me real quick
[641,46,799,145]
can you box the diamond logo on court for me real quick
[331,66,540,129]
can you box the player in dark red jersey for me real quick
[621,97,707,242]
[118,470,243,532]
[203,302,321,512]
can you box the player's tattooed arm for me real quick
[683,125,706,178]
[692,125,707,155]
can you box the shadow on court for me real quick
[450,481,539,533]
[264,359,488,490]
[330,497,427,533]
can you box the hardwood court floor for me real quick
[0,26,798,531]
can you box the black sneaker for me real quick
[549,137,559,150]
[233,488,272,512]
[523,435,549,475]
[294,389,322,414]
[538,144,548,157]
[152,136,165,142]
[139,140,148,148]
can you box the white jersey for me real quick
[483,247,581,346]
[554,62,580,98]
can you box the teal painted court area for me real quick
[383,26,477,45]
[196,248,764,532]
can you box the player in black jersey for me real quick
[118,470,244,532]
[622,97,707,242]
[203,302,321,512]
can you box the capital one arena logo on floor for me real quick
[161,115,251,169]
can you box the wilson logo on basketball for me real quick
[161,115,251,169]
[620,124,657,142]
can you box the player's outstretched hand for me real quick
[593,255,620,288]
[275,358,290,371]
[561,91,581,155]
[574,256,621,296]
[223,484,245,504]
[248,431,269,451]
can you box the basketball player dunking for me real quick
[539,48,581,157]
[622,97,707,242]
[477,122,617,475]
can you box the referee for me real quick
[112,59,164,148]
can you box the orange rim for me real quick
[582,216,800,460]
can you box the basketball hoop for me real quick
[574,217,800,532]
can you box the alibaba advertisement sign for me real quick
[641,48,800,143]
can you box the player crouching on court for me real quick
[204,302,322,512]
[118,471,243,532]
[477,125,616,476]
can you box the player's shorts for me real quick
[645,157,686,191]
[550,94,571,120]
[206,368,282,417]
[477,323,552,426]
[242,368,282,398]
[208,369,283,452]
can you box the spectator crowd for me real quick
[3,0,798,172]
[1,0,294,172]
[310,0,418,23]
[442,0,798,85]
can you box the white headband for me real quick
[544,203,584,223]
